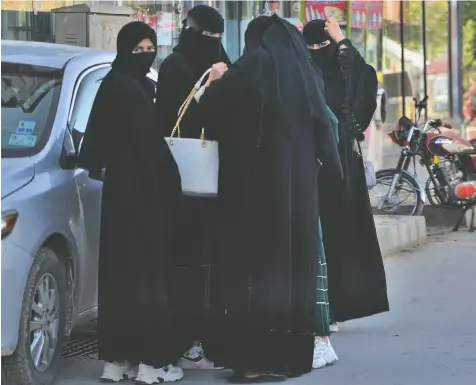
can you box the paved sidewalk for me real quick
[55,231,476,385]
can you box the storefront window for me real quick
[349,0,367,56]
[402,0,424,120]
[128,1,239,66]
[461,1,476,138]
[380,0,403,126]
[425,0,450,120]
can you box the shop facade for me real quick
[2,1,475,132]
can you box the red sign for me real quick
[350,1,383,29]
[133,9,157,28]
[304,1,347,25]
[365,1,383,30]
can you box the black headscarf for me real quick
[112,21,157,78]
[303,20,340,72]
[237,15,341,176]
[176,5,230,77]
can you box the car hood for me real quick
[1,157,35,199]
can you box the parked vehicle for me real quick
[1,40,157,385]
[369,96,476,232]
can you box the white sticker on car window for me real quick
[9,134,37,147]
[16,120,37,134]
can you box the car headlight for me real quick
[2,210,19,239]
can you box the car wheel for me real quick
[2,247,67,385]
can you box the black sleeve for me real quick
[338,45,378,131]
[78,77,114,177]
[155,54,204,139]
[198,66,249,139]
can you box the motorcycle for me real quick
[370,95,476,232]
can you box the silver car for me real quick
[1,40,157,385]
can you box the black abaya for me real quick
[78,22,185,366]
[154,5,231,346]
[325,47,389,321]
[197,16,341,378]
[304,20,389,322]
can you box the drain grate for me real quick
[61,321,98,360]
[62,335,98,359]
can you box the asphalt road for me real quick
[54,231,476,385]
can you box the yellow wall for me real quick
[1,1,77,12]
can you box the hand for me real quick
[325,18,345,44]
[207,62,228,85]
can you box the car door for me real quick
[67,65,111,314]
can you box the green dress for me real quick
[315,106,339,336]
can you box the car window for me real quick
[69,68,157,149]
[69,66,111,136]
[1,62,63,157]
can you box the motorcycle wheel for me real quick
[369,169,425,216]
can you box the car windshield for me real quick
[1,62,63,157]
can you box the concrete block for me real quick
[374,215,427,257]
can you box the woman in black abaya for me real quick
[195,16,342,383]
[154,5,231,370]
[78,22,186,384]
[303,19,389,326]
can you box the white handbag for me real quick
[364,160,377,189]
[165,68,219,198]
[355,139,377,190]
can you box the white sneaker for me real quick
[330,322,339,333]
[177,344,222,370]
[312,337,339,369]
[100,361,138,382]
[135,364,183,384]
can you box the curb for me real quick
[374,215,427,257]
[420,205,475,229]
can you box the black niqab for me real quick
[303,20,338,72]
[176,5,230,77]
[112,21,157,78]
[303,19,345,116]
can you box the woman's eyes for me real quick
[132,47,156,54]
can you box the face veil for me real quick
[177,5,230,77]
[303,19,339,72]
[112,21,158,78]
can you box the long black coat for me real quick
[198,48,339,336]
[79,69,185,366]
[155,49,225,339]
[319,45,389,322]
[196,17,341,375]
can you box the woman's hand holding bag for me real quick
[166,68,221,198]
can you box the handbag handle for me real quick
[169,68,212,147]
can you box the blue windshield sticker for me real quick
[9,134,37,147]
[16,120,37,134]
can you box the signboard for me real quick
[350,1,383,29]
[304,1,347,25]
[157,12,174,46]
[365,1,383,30]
